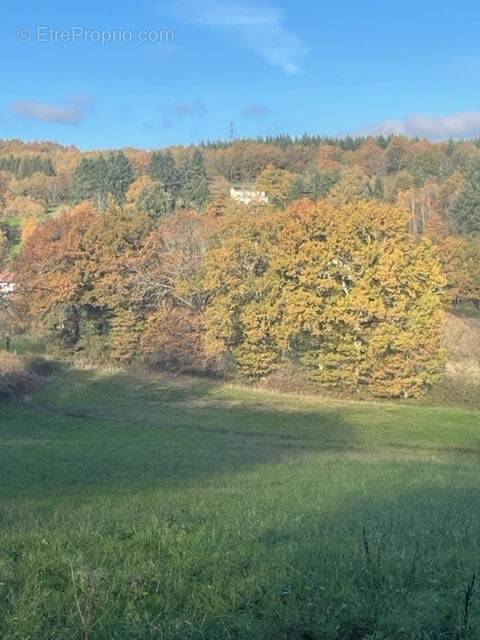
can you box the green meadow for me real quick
[1,367,479,639]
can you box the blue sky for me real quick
[1,0,480,149]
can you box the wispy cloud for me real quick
[241,103,270,119]
[10,96,93,125]
[173,1,307,74]
[160,98,207,129]
[365,111,480,140]
[171,99,207,118]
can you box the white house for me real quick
[230,185,269,206]
[0,271,15,296]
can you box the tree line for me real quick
[9,195,446,398]
[0,134,479,397]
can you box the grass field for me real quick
[1,367,480,639]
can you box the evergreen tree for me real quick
[310,171,339,200]
[107,151,134,203]
[180,150,210,209]
[148,150,180,196]
[451,185,480,235]
[450,159,480,235]
[288,175,310,202]
[72,153,133,210]
[0,154,55,178]
[72,156,109,210]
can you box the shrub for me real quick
[23,355,61,376]
[0,351,22,375]
[140,307,206,373]
[0,351,45,399]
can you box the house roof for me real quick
[231,183,257,190]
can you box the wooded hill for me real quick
[0,135,479,398]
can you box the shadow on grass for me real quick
[2,476,479,638]
[244,484,480,640]
[2,368,480,638]
[0,367,358,494]
[145,483,479,639]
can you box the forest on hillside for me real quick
[0,135,479,398]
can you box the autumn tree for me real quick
[81,201,153,360]
[140,307,204,372]
[132,209,217,313]
[3,194,45,220]
[316,144,344,172]
[256,164,294,208]
[11,172,63,207]
[133,210,219,370]
[202,210,283,378]
[349,140,386,176]
[434,235,480,308]
[126,175,153,204]
[326,168,370,205]
[134,181,175,219]
[20,218,38,245]
[202,200,446,397]
[396,181,439,235]
[14,202,99,347]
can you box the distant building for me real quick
[0,271,15,296]
[230,185,269,206]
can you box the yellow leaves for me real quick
[316,144,344,172]
[109,308,144,362]
[20,218,38,245]
[202,199,446,397]
[326,168,370,206]
[256,164,294,208]
[3,194,45,220]
[125,175,153,204]
[434,234,480,306]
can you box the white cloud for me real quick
[10,96,93,125]
[173,0,307,74]
[366,111,480,140]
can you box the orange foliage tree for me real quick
[202,199,446,397]
[14,202,99,346]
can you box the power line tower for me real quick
[227,121,237,141]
